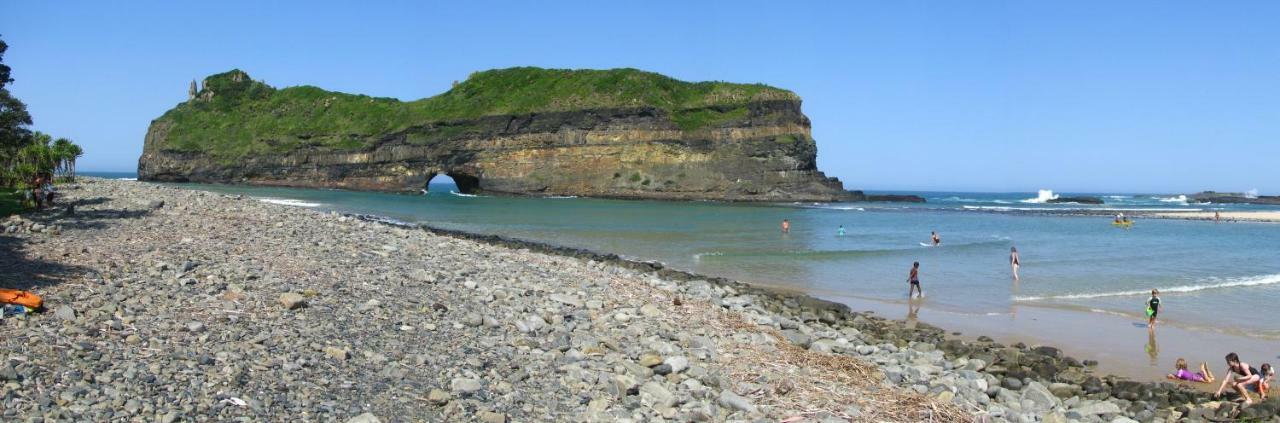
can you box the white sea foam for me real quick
[1020,189,1059,204]
[1013,273,1280,302]
[546,195,578,199]
[117,177,137,181]
[1106,195,1131,200]
[258,198,322,207]
[692,252,723,260]
[450,192,483,198]
[1245,188,1259,199]
[793,204,864,211]
[1157,195,1188,204]
[961,205,1202,212]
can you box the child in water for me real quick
[1167,358,1215,383]
[781,219,790,234]
[1010,246,1020,281]
[1146,289,1160,328]
[837,225,845,236]
[907,262,923,299]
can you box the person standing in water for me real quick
[1147,289,1161,328]
[837,225,845,236]
[907,261,923,298]
[781,219,791,234]
[1215,211,1221,223]
[931,231,941,246]
[1010,247,1021,281]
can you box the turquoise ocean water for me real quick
[80,173,1280,343]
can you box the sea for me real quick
[80,172,1280,376]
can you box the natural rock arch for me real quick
[424,171,480,194]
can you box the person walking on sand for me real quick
[1146,289,1160,328]
[1215,352,1262,404]
[931,231,941,246]
[907,261,923,298]
[1010,246,1021,281]
[781,219,790,234]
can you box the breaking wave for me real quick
[1013,273,1280,302]
[258,198,322,208]
[1021,189,1059,204]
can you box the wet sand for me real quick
[818,293,1279,388]
[1151,211,1280,223]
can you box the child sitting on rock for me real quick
[1167,357,1214,383]
[1261,363,1274,399]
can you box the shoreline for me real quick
[4,178,1277,421]
[350,212,1280,387]
[335,198,1274,420]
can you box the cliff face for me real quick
[138,68,851,201]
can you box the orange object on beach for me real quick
[0,288,43,309]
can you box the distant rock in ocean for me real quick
[1047,196,1103,205]
[1186,191,1280,205]
[138,67,855,202]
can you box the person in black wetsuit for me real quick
[1147,289,1160,328]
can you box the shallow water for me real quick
[109,179,1276,343]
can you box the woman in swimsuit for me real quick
[1215,352,1262,404]
[1167,358,1215,384]
[1010,247,1020,281]
[907,262,922,298]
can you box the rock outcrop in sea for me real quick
[138,68,852,202]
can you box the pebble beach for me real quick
[2,178,1277,422]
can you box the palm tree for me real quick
[51,137,72,179]
[66,142,83,180]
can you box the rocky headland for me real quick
[2,178,1277,422]
[137,68,853,202]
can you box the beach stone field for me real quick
[1,179,1276,422]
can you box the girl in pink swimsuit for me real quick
[1167,358,1215,384]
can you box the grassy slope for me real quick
[159,67,798,160]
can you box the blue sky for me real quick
[3,1,1277,193]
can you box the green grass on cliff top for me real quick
[160,67,799,159]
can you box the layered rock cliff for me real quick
[138,68,851,201]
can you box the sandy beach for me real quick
[1150,211,1280,223]
[3,178,1277,422]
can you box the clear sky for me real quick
[3,1,1277,193]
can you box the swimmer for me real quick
[931,231,941,246]
[781,219,790,234]
[1166,358,1215,384]
[837,225,845,236]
